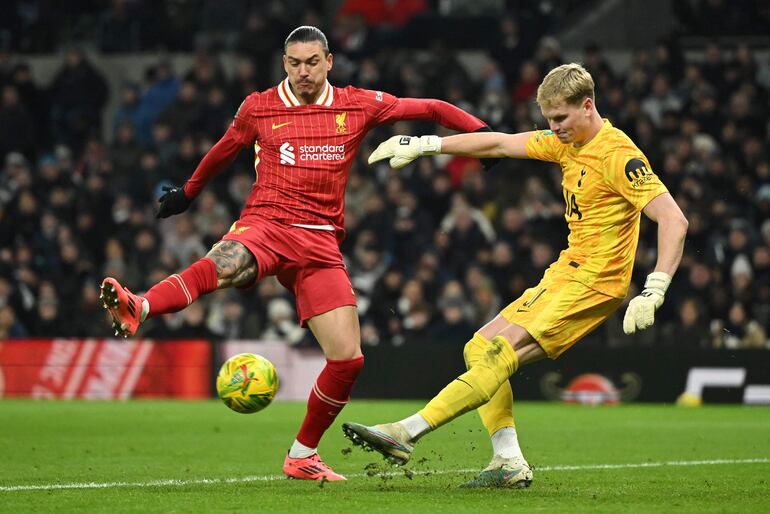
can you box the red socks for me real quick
[144,258,363,450]
[296,356,365,448]
[144,258,218,318]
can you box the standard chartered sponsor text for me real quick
[299,144,345,161]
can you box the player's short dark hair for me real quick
[284,26,330,55]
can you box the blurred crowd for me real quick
[0,1,769,352]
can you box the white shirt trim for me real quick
[278,78,333,107]
[291,223,335,231]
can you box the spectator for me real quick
[48,48,108,153]
[161,81,204,138]
[112,82,143,139]
[661,297,710,349]
[136,61,180,143]
[162,216,206,267]
[261,297,306,345]
[711,301,767,349]
[206,290,260,339]
[166,301,218,340]
[110,120,142,176]
[0,85,36,161]
[641,74,682,126]
[97,0,142,53]
[11,63,49,147]
[0,15,767,353]
[0,304,27,338]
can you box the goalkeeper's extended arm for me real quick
[623,193,688,334]
[368,130,533,169]
[386,98,501,169]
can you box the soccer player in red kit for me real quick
[100,26,492,481]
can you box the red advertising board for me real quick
[0,339,211,399]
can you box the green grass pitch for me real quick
[1,400,769,513]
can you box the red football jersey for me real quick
[185,78,486,238]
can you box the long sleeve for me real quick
[183,125,246,198]
[386,97,487,132]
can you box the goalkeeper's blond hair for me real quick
[536,63,595,109]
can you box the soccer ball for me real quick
[216,353,280,414]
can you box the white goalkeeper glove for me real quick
[622,272,672,335]
[367,135,442,169]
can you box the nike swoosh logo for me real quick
[516,308,528,313]
[272,122,291,130]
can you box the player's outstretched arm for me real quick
[623,193,688,334]
[368,131,533,170]
[440,131,533,159]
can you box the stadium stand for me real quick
[0,0,768,352]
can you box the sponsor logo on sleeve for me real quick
[375,91,383,101]
[624,158,654,188]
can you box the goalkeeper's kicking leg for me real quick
[458,330,532,488]
[342,319,544,487]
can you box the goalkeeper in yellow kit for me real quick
[343,63,688,488]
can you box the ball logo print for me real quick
[216,353,279,414]
[280,142,295,165]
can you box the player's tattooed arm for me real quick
[206,240,258,288]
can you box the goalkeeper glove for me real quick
[367,135,441,169]
[156,184,193,219]
[622,271,672,335]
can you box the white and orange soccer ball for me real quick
[216,353,280,414]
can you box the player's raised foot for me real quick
[342,422,413,465]
[282,452,346,481]
[459,455,533,489]
[100,277,143,338]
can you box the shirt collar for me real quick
[278,78,334,107]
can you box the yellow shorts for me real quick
[499,270,623,359]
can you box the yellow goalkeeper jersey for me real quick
[524,119,668,298]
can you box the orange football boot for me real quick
[283,452,346,481]
[100,277,143,338]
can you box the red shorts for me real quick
[221,216,356,325]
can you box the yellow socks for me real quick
[464,333,516,436]
[419,334,519,429]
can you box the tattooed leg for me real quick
[206,240,259,289]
